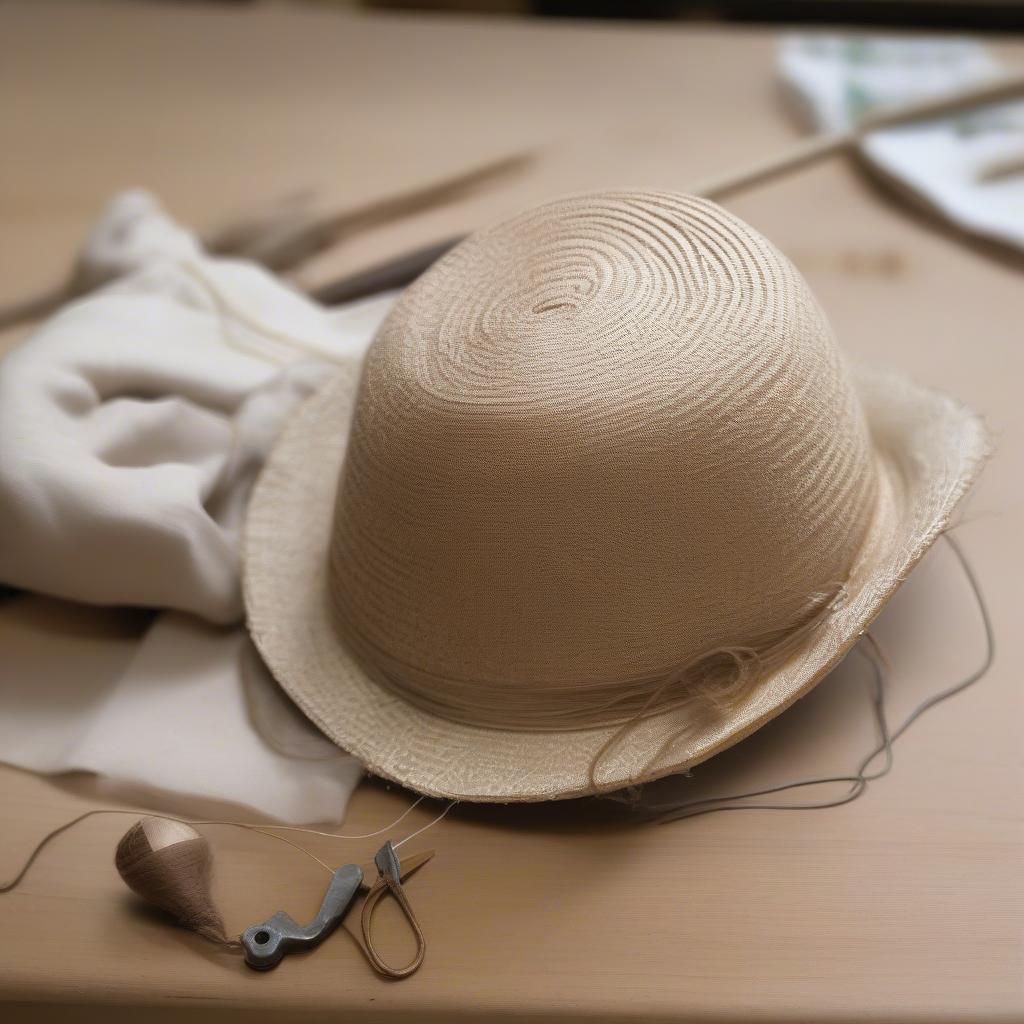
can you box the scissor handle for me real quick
[241,863,363,971]
[360,872,425,979]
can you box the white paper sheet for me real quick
[780,35,1024,252]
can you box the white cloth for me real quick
[0,190,398,823]
[780,35,1024,252]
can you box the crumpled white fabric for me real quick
[0,190,398,823]
[780,35,1024,252]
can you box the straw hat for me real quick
[244,190,988,803]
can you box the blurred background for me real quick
[67,0,1024,29]
[258,0,1023,29]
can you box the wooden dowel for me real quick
[204,152,531,272]
[311,236,463,306]
[691,132,849,202]
[859,68,1024,130]
[695,69,1024,201]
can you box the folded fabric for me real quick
[0,601,364,820]
[779,35,1024,252]
[0,191,397,822]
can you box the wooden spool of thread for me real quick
[115,817,233,946]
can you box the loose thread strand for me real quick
[178,260,347,368]
[0,795,440,892]
[642,533,992,824]
[394,801,457,851]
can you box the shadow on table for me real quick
[429,534,989,837]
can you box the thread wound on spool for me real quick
[114,817,231,946]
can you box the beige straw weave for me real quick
[244,190,989,802]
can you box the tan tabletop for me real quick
[1,2,1022,1021]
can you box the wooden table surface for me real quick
[1,2,1022,1021]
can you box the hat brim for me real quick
[243,364,989,802]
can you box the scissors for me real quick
[241,840,432,978]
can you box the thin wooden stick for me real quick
[693,69,1024,201]
[203,152,532,271]
[310,236,463,306]
[0,154,530,332]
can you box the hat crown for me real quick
[327,191,878,715]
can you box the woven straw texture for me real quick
[244,190,988,802]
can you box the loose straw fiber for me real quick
[243,189,989,803]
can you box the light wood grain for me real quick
[0,2,1022,1021]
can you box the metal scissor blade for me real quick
[358,848,435,892]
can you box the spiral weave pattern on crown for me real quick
[327,190,878,731]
